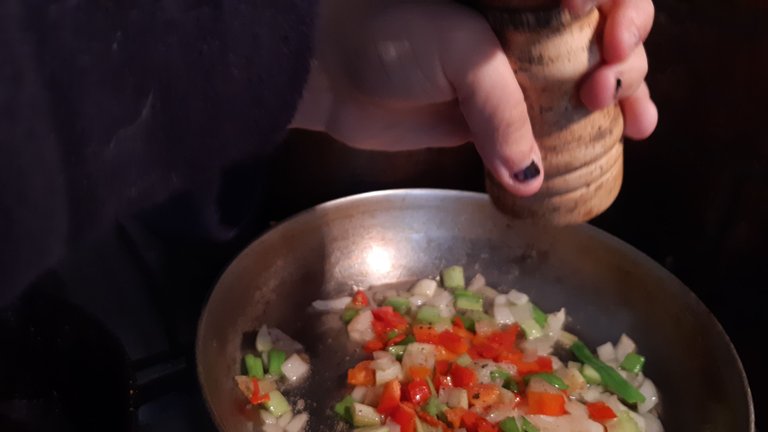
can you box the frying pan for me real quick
[196,189,754,431]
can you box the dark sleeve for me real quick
[0,0,315,303]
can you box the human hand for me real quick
[291,0,657,196]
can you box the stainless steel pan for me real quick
[196,189,754,431]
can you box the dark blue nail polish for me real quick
[512,161,541,182]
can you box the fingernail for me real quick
[615,78,623,99]
[512,160,541,182]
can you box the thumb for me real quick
[442,17,543,197]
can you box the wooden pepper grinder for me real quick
[467,0,624,225]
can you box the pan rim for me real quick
[195,188,755,432]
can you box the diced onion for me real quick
[375,363,403,385]
[596,342,616,363]
[545,308,566,337]
[565,400,589,418]
[474,320,498,336]
[641,413,665,432]
[615,334,636,362]
[311,296,351,311]
[409,295,428,309]
[372,350,394,362]
[401,343,436,377]
[580,385,605,403]
[471,360,496,384]
[493,296,515,325]
[428,288,453,308]
[260,409,278,425]
[363,384,383,406]
[522,335,556,356]
[347,310,375,344]
[526,414,603,432]
[281,353,310,383]
[467,274,486,292]
[351,386,368,402]
[638,378,660,413]
[277,411,293,427]
[558,331,578,348]
[485,405,519,423]
[256,325,273,353]
[234,375,253,399]
[509,303,533,324]
[284,412,309,432]
[411,279,438,297]
[270,328,304,354]
[506,289,529,305]
[556,367,587,392]
[259,378,278,394]
[442,387,469,409]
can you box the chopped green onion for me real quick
[571,341,645,404]
[455,295,483,312]
[491,368,518,392]
[416,305,444,324]
[342,308,359,324]
[531,303,548,328]
[608,410,642,432]
[268,349,287,378]
[427,376,437,395]
[505,378,519,392]
[423,396,445,417]
[397,334,416,346]
[455,353,472,367]
[263,390,291,417]
[620,352,646,374]
[453,289,479,298]
[387,345,406,360]
[384,297,410,315]
[490,368,510,383]
[456,315,475,332]
[352,402,382,427]
[499,417,521,432]
[521,417,539,432]
[520,320,543,339]
[386,330,400,340]
[581,363,602,384]
[244,354,264,379]
[334,395,355,423]
[524,373,569,390]
[441,266,465,290]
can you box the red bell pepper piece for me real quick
[476,418,500,432]
[363,339,385,353]
[409,366,432,380]
[444,407,466,428]
[413,325,440,345]
[439,330,469,354]
[435,360,451,375]
[351,291,369,307]
[377,380,402,415]
[407,378,431,406]
[527,391,566,416]
[450,364,477,389]
[347,360,375,386]
[249,378,270,405]
[587,401,618,422]
[392,403,417,432]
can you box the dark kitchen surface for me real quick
[1,0,766,430]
